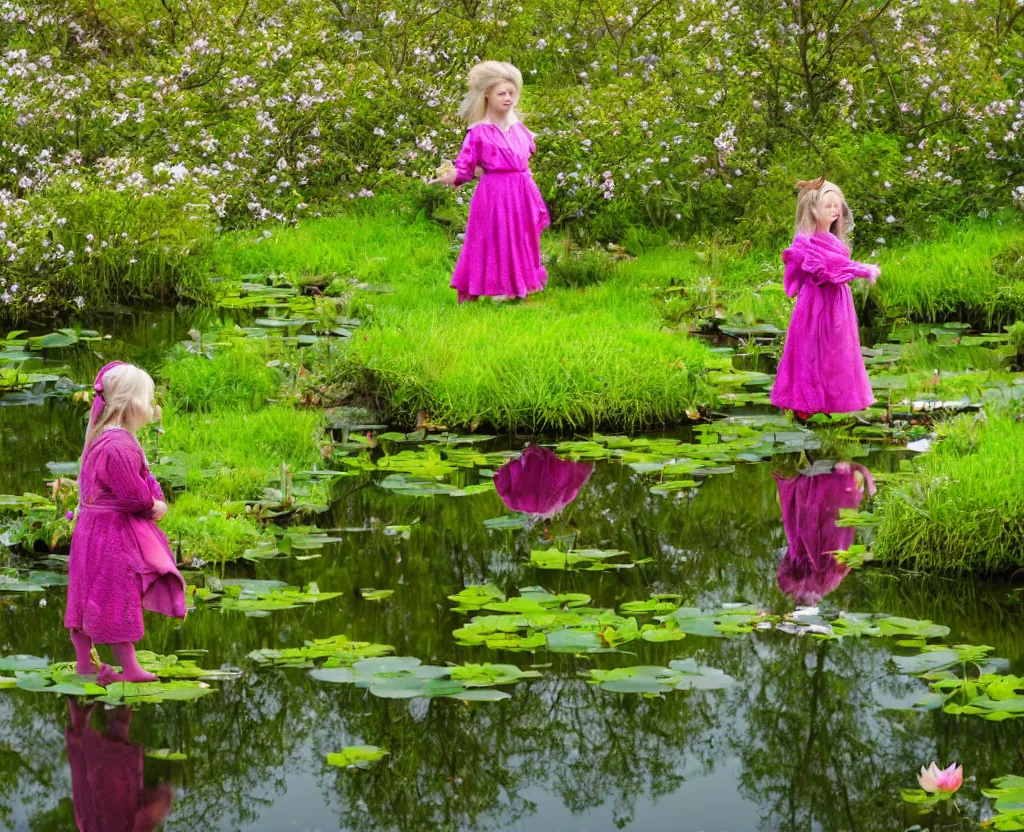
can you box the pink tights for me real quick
[69,629,158,684]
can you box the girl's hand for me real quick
[429,162,457,186]
[152,500,168,521]
[867,264,881,283]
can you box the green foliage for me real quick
[870,223,1024,327]
[873,415,1024,573]
[163,344,281,413]
[7,0,1024,319]
[544,249,616,289]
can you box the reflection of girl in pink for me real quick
[65,700,174,832]
[65,362,186,685]
[494,446,593,519]
[775,462,876,605]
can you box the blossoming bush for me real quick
[3,0,1024,319]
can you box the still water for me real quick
[1,308,1021,832]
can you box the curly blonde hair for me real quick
[794,176,855,246]
[458,61,523,125]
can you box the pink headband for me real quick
[90,361,126,424]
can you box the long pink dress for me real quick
[774,465,873,605]
[450,121,550,302]
[770,232,877,415]
[65,429,186,644]
[494,447,593,519]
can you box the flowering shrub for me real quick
[2,0,1024,319]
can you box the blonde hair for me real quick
[794,177,855,247]
[83,364,156,453]
[458,61,523,125]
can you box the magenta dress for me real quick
[65,429,186,645]
[450,121,551,303]
[494,447,593,519]
[770,232,877,415]
[775,465,874,605]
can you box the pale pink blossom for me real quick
[917,763,963,794]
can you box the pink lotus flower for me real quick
[918,762,963,794]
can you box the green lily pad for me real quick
[359,588,395,601]
[328,746,389,769]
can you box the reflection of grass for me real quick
[874,415,1024,573]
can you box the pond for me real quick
[1,309,1022,832]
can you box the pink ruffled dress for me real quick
[450,121,551,303]
[770,232,877,415]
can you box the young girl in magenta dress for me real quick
[65,362,186,685]
[770,177,880,419]
[431,60,550,303]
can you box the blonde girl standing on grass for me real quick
[431,60,550,303]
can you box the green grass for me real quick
[205,209,1024,431]
[156,404,326,562]
[161,405,324,501]
[873,415,1024,573]
[870,221,1024,327]
[162,343,282,413]
[211,210,715,432]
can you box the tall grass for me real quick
[162,405,324,501]
[162,343,281,412]
[873,415,1024,573]
[211,212,714,432]
[870,221,1024,327]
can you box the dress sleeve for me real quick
[453,129,479,187]
[845,260,881,280]
[146,472,165,502]
[781,247,804,298]
[102,443,157,518]
[801,245,877,286]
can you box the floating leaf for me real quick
[359,588,395,602]
[145,749,188,761]
[546,629,603,653]
[327,746,389,769]
[483,514,528,530]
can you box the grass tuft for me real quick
[873,415,1024,573]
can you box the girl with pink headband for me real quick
[65,362,186,684]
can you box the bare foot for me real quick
[98,666,158,686]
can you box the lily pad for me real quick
[359,588,395,601]
[328,746,389,769]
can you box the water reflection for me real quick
[494,446,593,519]
[774,463,875,605]
[65,700,173,832]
